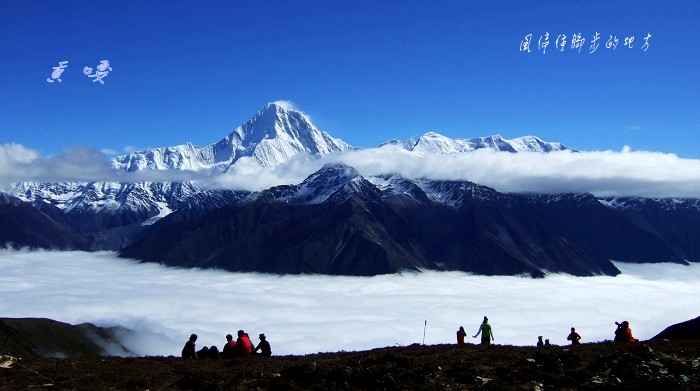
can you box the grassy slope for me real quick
[0,318,130,358]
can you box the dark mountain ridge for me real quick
[116,163,698,277]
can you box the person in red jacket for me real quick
[614,321,637,343]
[233,330,253,357]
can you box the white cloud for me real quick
[101,148,118,155]
[327,146,700,198]
[206,146,700,198]
[0,143,39,168]
[0,145,119,185]
[210,154,324,191]
[272,100,299,111]
[0,249,698,357]
[2,142,700,198]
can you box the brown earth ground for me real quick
[2,340,700,390]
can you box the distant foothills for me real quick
[2,102,699,277]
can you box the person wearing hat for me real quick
[473,316,494,345]
[253,333,272,356]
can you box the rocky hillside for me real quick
[1,341,699,390]
[0,318,132,358]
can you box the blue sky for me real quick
[2,0,699,158]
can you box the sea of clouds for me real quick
[3,142,700,198]
[1,249,698,357]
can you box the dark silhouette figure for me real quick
[196,346,210,357]
[567,327,581,345]
[457,326,467,345]
[181,333,197,358]
[208,345,220,359]
[222,334,236,359]
[537,336,544,348]
[614,321,637,343]
[254,333,272,356]
[234,330,253,357]
[473,316,494,345]
[544,339,551,347]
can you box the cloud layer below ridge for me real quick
[0,249,698,356]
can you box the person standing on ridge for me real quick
[457,326,467,345]
[567,327,581,345]
[473,316,494,345]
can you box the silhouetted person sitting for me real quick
[614,321,637,343]
[208,345,220,359]
[567,327,581,345]
[544,339,551,347]
[196,346,210,358]
[182,334,197,358]
[254,333,272,356]
[473,316,494,345]
[537,336,544,348]
[457,326,467,345]
[233,330,253,357]
[222,334,236,359]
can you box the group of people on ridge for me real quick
[182,330,272,359]
[182,318,637,357]
[457,317,637,346]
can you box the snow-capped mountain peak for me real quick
[254,163,381,205]
[111,101,352,173]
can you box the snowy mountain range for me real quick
[4,101,699,276]
[382,132,573,154]
[9,101,571,232]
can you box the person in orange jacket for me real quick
[614,321,636,343]
[233,330,253,356]
[456,326,467,345]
